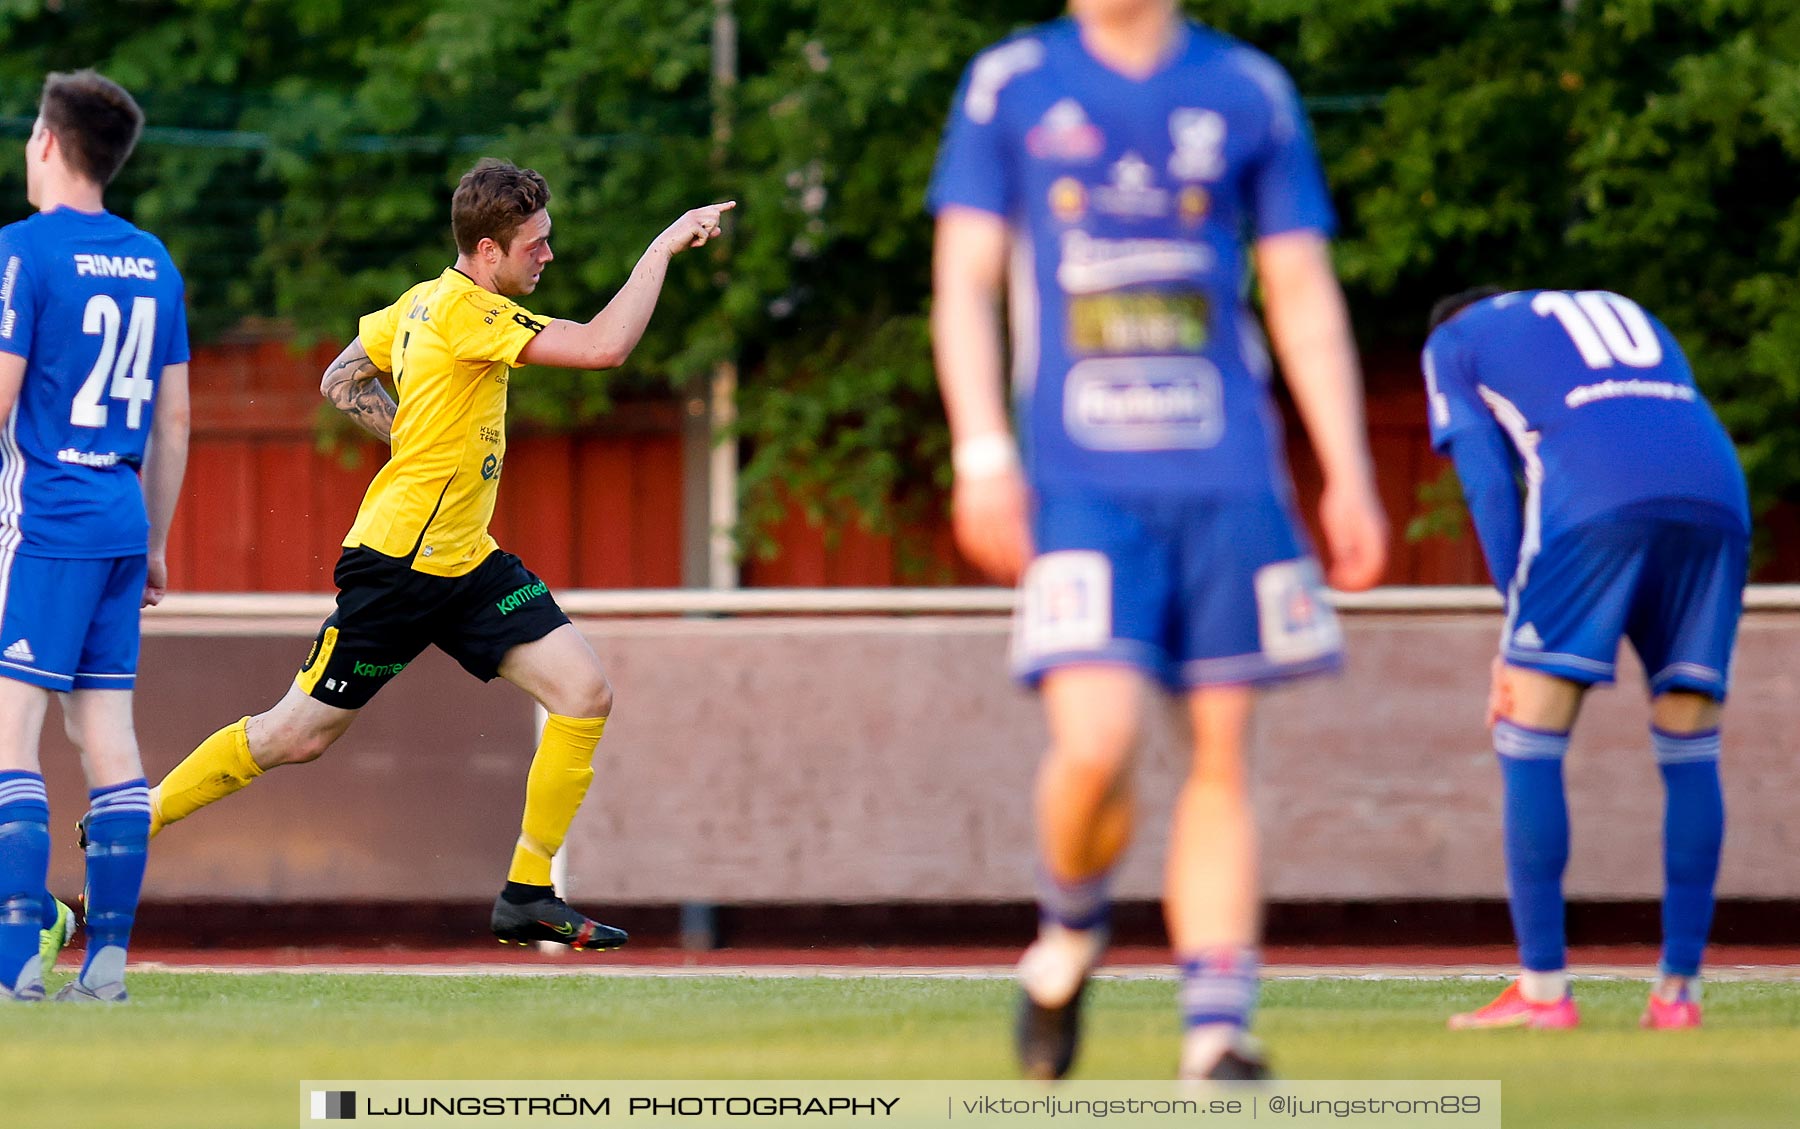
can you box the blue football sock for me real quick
[1035,864,1112,932]
[1653,728,1724,978]
[1178,946,1260,1030]
[1494,721,1571,973]
[78,779,151,984]
[0,771,51,993]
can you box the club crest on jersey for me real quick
[1026,99,1105,163]
[1048,177,1088,223]
[1284,586,1319,635]
[1254,560,1342,665]
[1013,550,1112,662]
[1168,109,1228,181]
[72,254,157,280]
[1093,152,1169,219]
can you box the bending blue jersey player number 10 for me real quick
[1425,285,1747,1033]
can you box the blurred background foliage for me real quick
[0,0,1796,547]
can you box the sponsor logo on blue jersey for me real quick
[1055,231,1214,293]
[0,255,19,341]
[1026,99,1105,163]
[1092,152,1169,219]
[1064,358,1224,450]
[72,253,157,280]
[56,448,126,468]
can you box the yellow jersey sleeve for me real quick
[449,290,548,367]
[356,295,408,372]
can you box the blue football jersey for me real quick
[927,18,1335,496]
[1423,290,1749,541]
[0,206,189,557]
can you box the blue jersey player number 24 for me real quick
[0,68,191,1007]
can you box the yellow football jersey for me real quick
[343,267,547,576]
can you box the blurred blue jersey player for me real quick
[0,70,190,1003]
[1425,287,1747,1032]
[928,0,1387,1079]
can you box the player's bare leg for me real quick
[1451,663,1586,1030]
[1166,686,1256,951]
[499,623,614,720]
[0,677,53,999]
[1492,662,1585,732]
[0,677,51,775]
[1642,689,1725,1029]
[489,624,625,951]
[54,690,156,1002]
[244,683,361,768]
[63,690,147,789]
[1038,666,1142,884]
[1016,665,1147,1079]
[1167,684,1267,1078]
[149,682,359,835]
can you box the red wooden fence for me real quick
[173,338,686,590]
[171,338,1780,591]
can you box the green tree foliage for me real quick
[0,0,1797,548]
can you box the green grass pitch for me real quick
[4,973,1798,1128]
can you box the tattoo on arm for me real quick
[322,349,398,444]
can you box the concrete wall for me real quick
[39,611,1800,903]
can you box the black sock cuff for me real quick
[501,881,555,906]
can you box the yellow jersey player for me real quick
[142,158,733,948]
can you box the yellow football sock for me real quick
[149,717,263,837]
[508,714,608,886]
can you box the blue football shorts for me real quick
[1011,489,1342,690]
[1502,506,1748,699]
[0,552,146,692]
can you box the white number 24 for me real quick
[1531,290,1664,370]
[73,294,157,429]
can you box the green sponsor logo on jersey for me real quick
[352,660,408,678]
[496,580,550,616]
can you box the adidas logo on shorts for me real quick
[1512,623,1543,650]
[4,638,35,663]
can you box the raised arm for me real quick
[141,362,189,607]
[518,201,735,370]
[930,205,1031,584]
[320,336,398,444]
[1255,229,1389,591]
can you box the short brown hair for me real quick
[1427,286,1508,334]
[39,70,145,187]
[451,159,551,255]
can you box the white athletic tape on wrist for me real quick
[952,434,1019,479]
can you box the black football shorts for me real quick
[295,546,570,709]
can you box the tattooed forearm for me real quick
[320,349,398,444]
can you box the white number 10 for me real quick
[73,294,157,429]
[1531,290,1663,370]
